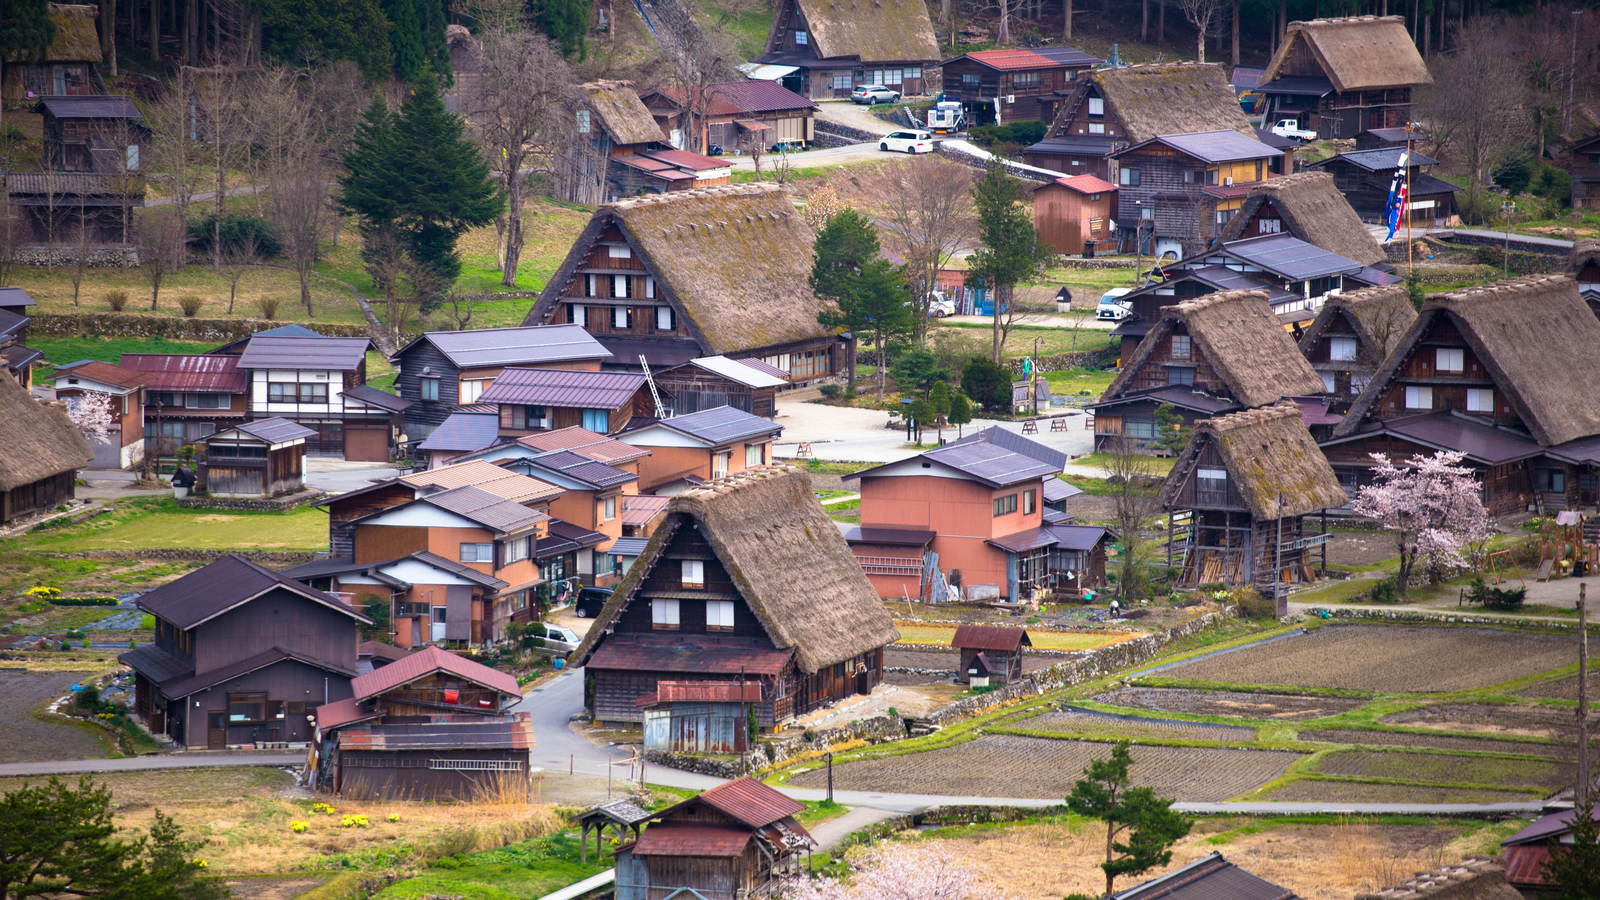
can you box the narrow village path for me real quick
[0,752,302,778]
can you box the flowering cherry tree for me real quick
[1351,451,1493,593]
[64,391,117,441]
[788,845,1009,900]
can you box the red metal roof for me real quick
[951,624,1031,652]
[54,360,153,391]
[697,777,805,828]
[614,154,695,179]
[621,494,670,527]
[963,48,1056,69]
[119,353,248,392]
[1051,174,1117,194]
[635,680,763,708]
[349,645,522,701]
[313,697,382,730]
[1503,845,1553,887]
[630,823,753,857]
[517,426,650,465]
[639,148,727,171]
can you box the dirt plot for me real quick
[1314,749,1574,790]
[0,668,106,763]
[1013,709,1255,742]
[1516,674,1598,701]
[1263,779,1540,805]
[787,735,1300,801]
[1095,686,1367,720]
[0,768,299,807]
[225,878,325,900]
[1301,728,1573,758]
[1159,626,1573,692]
[1382,703,1586,740]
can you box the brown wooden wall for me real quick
[192,586,359,675]
[2,470,77,524]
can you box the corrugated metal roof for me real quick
[639,148,727,171]
[221,417,318,444]
[951,624,1029,651]
[1324,411,1542,466]
[343,384,413,412]
[32,95,142,119]
[986,527,1059,553]
[477,367,646,410]
[160,646,356,699]
[948,46,1100,70]
[1089,385,1241,415]
[621,494,670,526]
[519,450,637,490]
[418,412,502,452]
[2,345,41,371]
[1327,146,1439,171]
[119,644,193,684]
[697,777,807,828]
[1041,477,1081,503]
[687,356,788,388]
[137,553,370,630]
[403,459,563,504]
[52,360,152,391]
[575,799,653,826]
[518,426,651,464]
[546,519,609,549]
[731,357,789,379]
[1148,129,1282,163]
[949,426,1069,469]
[313,697,383,730]
[1504,845,1553,887]
[338,716,535,750]
[1027,136,1119,155]
[641,405,780,446]
[1047,174,1118,194]
[630,823,753,857]
[921,440,1059,487]
[608,536,650,556]
[586,634,793,675]
[1221,234,1364,281]
[639,680,763,706]
[425,485,550,534]
[238,335,371,371]
[119,353,248,392]
[351,645,523,701]
[840,526,935,546]
[407,324,612,368]
[0,309,32,340]
[594,335,702,369]
[1044,523,1107,551]
[0,287,36,308]
[1111,852,1295,900]
[654,81,817,115]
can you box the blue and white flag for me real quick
[1384,152,1409,241]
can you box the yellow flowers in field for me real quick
[25,586,61,599]
[311,802,336,815]
[291,821,309,833]
[387,814,400,823]
[341,814,369,828]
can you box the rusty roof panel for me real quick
[698,777,806,828]
[53,360,153,391]
[637,680,764,707]
[517,426,650,465]
[621,494,669,526]
[951,624,1030,652]
[119,353,248,392]
[630,823,753,857]
[337,715,535,750]
[351,645,523,701]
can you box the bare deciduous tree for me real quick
[68,206,92,306]
[656,3,741,156]
[1103,434,1163,599]
[0,200,24,288]
[1179,0,1227,63]
[144,71,205,234]
[189,66,244,269]
[222,228,260,314]
[851,157,976,342]
[136,209,185,310]
[1420,18,1532,224]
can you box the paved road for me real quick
[770,397,1094,464]
[0,752,302,778]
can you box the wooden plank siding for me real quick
[1115,146,1267,254]
[2,470,76,524]
[939,60,1083,123]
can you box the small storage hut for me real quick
[651,356,787,418]
[0,372,92,524]
[1160,405,1348,612]
[637,680,763,753]
[200,417,315,499]
[951,624,1030,685]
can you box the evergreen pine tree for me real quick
[533,0,594,58]
[810,209,913,399]
[339,95,400,226]
[0,0,57,69]
[947,391,972,438]
[382,0,428,81]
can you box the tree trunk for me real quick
[101,0,117,76]
[1231,0,1240,65]
[502,169,524,287]
[999,0,1010,45]
[1279,0,1286,44]
[299,263,313,316]
[1064,0,1072,38]
[1196,17,1206,63]
[1159,0,1165,44]
[1104,821,1116,897]
[150,0,160,61]
[1142,0,1148,41]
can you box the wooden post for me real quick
[1581,583,1590,808]
[826,751,834,804]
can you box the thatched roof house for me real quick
[1162,404,1347,520]
[1,4,102,101]
[582,81,664,146]
[1298,284,1417,397]
[573,465,899,726]
[1256,17,1430,140]
[1215,172,1385,266]
[755,0,938,100]
[1571,237,1600,307]
[0,371,92,524]
[526,183,846,378]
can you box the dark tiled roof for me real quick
[0,287,36,308]
[1045,523,1107,551]
[337,716,534,750]
[519,450,637,489]
[119,353,247,392]
[594,335,703,369]
[1221,234,1366,281]
[418,411,501,452]
[1090,385,1241,415]
[0,308,31,338]
[1325,146,1440,171]
[351,645,521,700]
[1026,136,1119,156]
[1253,127,1296,150]
[1257,74,1334,95]
[160,646,356,699]
[477,367,645,410]
[637,405,780,446]
[426,485,549,534]
[951,624,1029,651]
[137,553,371,630]
[32,95,142,119]
[1322,411,1543,465]
[1041,477,1082,503]
[546,518,609,549]
[3,345,43,372]
[586,634,793,675]
[220,417,318,444]
[1143,130,1282,163]
[238,335,371,371]
[841,526,936,546]
[985,526,1059,553]
[343,384,413,412]
[119,644,193,683]
[398,324,610,368]
[1111,852,1296,900]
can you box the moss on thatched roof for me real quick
[1335,275,1600,446]
[1161,404,1347,519]
[4,4,101,64]
[0,371,92,491]
[793,0,938,63]
[532,183,834,356]
[1217,172,1385,266]
[1102,290,1327,408]
[571,465,899,674]
[1298,284,1417,366]
[1261,16,1431,93]
[1089,64,1253,145]
[582,81,663,146]
[1571,237,1600,272]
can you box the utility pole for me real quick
[1581,583,1590,807]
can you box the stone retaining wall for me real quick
[1316,606,1595,632]
[31,313,375,343]
[814,122,884,144]
[41,548,319,565]
[15,247,140,267]
[176,490,325,512]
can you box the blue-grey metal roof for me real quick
[426,485,549,535]
[343,384,414,413]
[476,367,645,410]
[32,95,143,119]
[0,287,36,308]
[1148,130,1282,163]
[921,439,1060,487]
[1184,265,1300,304]
[518,449,637,490]
[0,308,31,339]
[608,536,651,557]
[1026,136,1118,156]
[405,324,612,368]
[649,405,781,445]
[1349,266,1403,286]
[1321,411,1543,466]
[418,411,501,452]
[219,416,318,444]
[1089,385,1240,415]
[1321,146,1440,172]
[1230,66,1264,91]
[238,335,371,371]
[948,426,1069,470]
[986,527,1059,553]
[1044,523,1107,551]
[1041,477,1082,504]
[1220,234,1364,281]
[1111,852,1295,900]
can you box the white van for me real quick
[1095,288,1133,321]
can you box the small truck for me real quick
[1270,118,1317,142]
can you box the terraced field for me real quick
[1381,703,1582,740]
[1262,780,1541,804]
[1094,687,1366,720]
[1014,709,1256,742]
[1299,728,1573,758]
[1313,749,1574,790]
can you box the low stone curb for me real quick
[177,491,325,512]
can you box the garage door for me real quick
[88,429,122,469]
[343,426,388,462]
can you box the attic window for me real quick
[652,598,680,630]
[1328,336,1357,361]
[1087,97,1104,117]
[795,30,808,44]
[1170,335,1191,359]
[1435,348,1464,373]
[1196,468,1227,502]
[608,244,632,259]
[681,559,705,588]
[1258,217,1282,234]
[577,110,591,133]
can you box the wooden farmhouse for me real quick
[640,81,818,153]
[1029,174,1118,257]
[476,367,655,437]
[612,778,813,900]
[1092,290,1328,452]
[526,184,850,381]
[1558,132,1600,211]
[1297,285,1417,398]
[5,95,147,244]
[1112,852,1303,900]
[618,405,783,494]
[1572,238,1600,311]
[935,46,1102,125]
[1110,129,1281,258]
[0,372,92,525]
[490,451,641,590]
[1501,808,1600,898]
[556,81,730,205]
[309,646,530,800]
[651,356,788,418]
[50,360,151,469]
[1305,146,1459,227]
[753,0,939,100]
[0,287,40,387]
[952,624,1029,685]
[1025,63,1252,180]
[198,418,315,499]
[119,352,250,453]
[570,466,900,729]
[120,554,371,749]
[1213,171,1387,267]
[1323,275,1600,516]
[0,4,104,99]
[235,333,382,459]
[1161,405,1347,611]
[1256,16,1431,140]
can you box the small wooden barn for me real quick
[638,680,762,753]
[0,372,92,524]
[951,624,1029,685]
[0,4,104,100]
[613,778,813,900]
[199,417,315,499]
[1029,174,1117,257]
[1161,405,1347,611]
[651,356,787,418]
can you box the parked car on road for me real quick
[1270,118,1317,142]
[541,624,582,651]
[574,586,612,618]
[880,130,934,154]
[852,84,900,105]
[1095,288,1133,321]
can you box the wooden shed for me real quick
[1029,174,1117,257]
[638,680,763,754]
[951,624,1029,685]
[651,356,787,418]
[200,417,315,499]
[0,4,104,100]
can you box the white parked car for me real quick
[880,130,935,154]
[540,624,582,651]
[1270,118,1317,142]
[926,290,955,317]
[1095,288,1133,321]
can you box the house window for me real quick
[1125,420,1155,438]
[794,30,807,44]
[612,305,632,328]
[603,496,616,521]
[612,275,632,299]
[267,383,295,402]
[1088,122,1105,134]
[1405,386,1433,409]
[1258,217,1282,234]
[608,244,632,259]
[420,377,440,401]
[907,67,922,80]
[1168,366,1194,386]
[577,109,591,133]
[1140,206,1154,220]
[1120,168,1140,186]
[1351,373,1368,393]
[681,560,704,587]
[1183,170,1199,184]
[1170,335,1191,359]
[881,69,904,86]
[1328,336,1357,361]
[1321,372,1337,393]
[511,405,549,430]
[228,692,266,723]
[1196,467,1228,503]
[1206,169,1219,185]
[706,599,734,631]
[1023,489,1036,514]
[745,443,763,467]
[1087,97,1104,117]
[962,74,981,87]
[789,348,830,379]
[1216,209,1234,224]
[187,393,224,409]
[504,536,529,563]
[298,383,328,404]
[582,409,609,432]
[831,73,852,91]
[1547,470,1567,492]
[655,306,674,331]
[652,598,681,629]
[1013,72,1041,88]
[584,275,597,298]
[993,493,1018,517]
[645,276,657,299]
[460,542,493,563]
[713,451,730,479]
[1467,388,1495,413]
[1436,348,1464,372]
[460,379,490,404]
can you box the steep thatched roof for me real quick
[582,81,663,146]
[2,4,102,64]
[1216,172,1384,266]
[1161,404,1347,519]
[1334,275,1600,445]
[791,0,939,64]
[1571,237,1600,272]
[571,466,899,674]
[1261,17,1431,92]
[1089,64,1253,145]
[1102,290,1327,408]
[0,371,93,491]
[530,183,834,356]
[1298,284,1417,365]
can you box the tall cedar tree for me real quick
[0,0,55,127]
[382,0,450,81]
[533,0,595,58]
[1066,741,1193,896]
[969,159,1052,363]
[810,209,913,400]
[260,0,394,81]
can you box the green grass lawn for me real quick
[1044,367,1115,400]
[1068,453,1177,476]
[29,336,217,381]
[372,833,608,900]
[935,322,1117,359]
[13,498,327,552]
